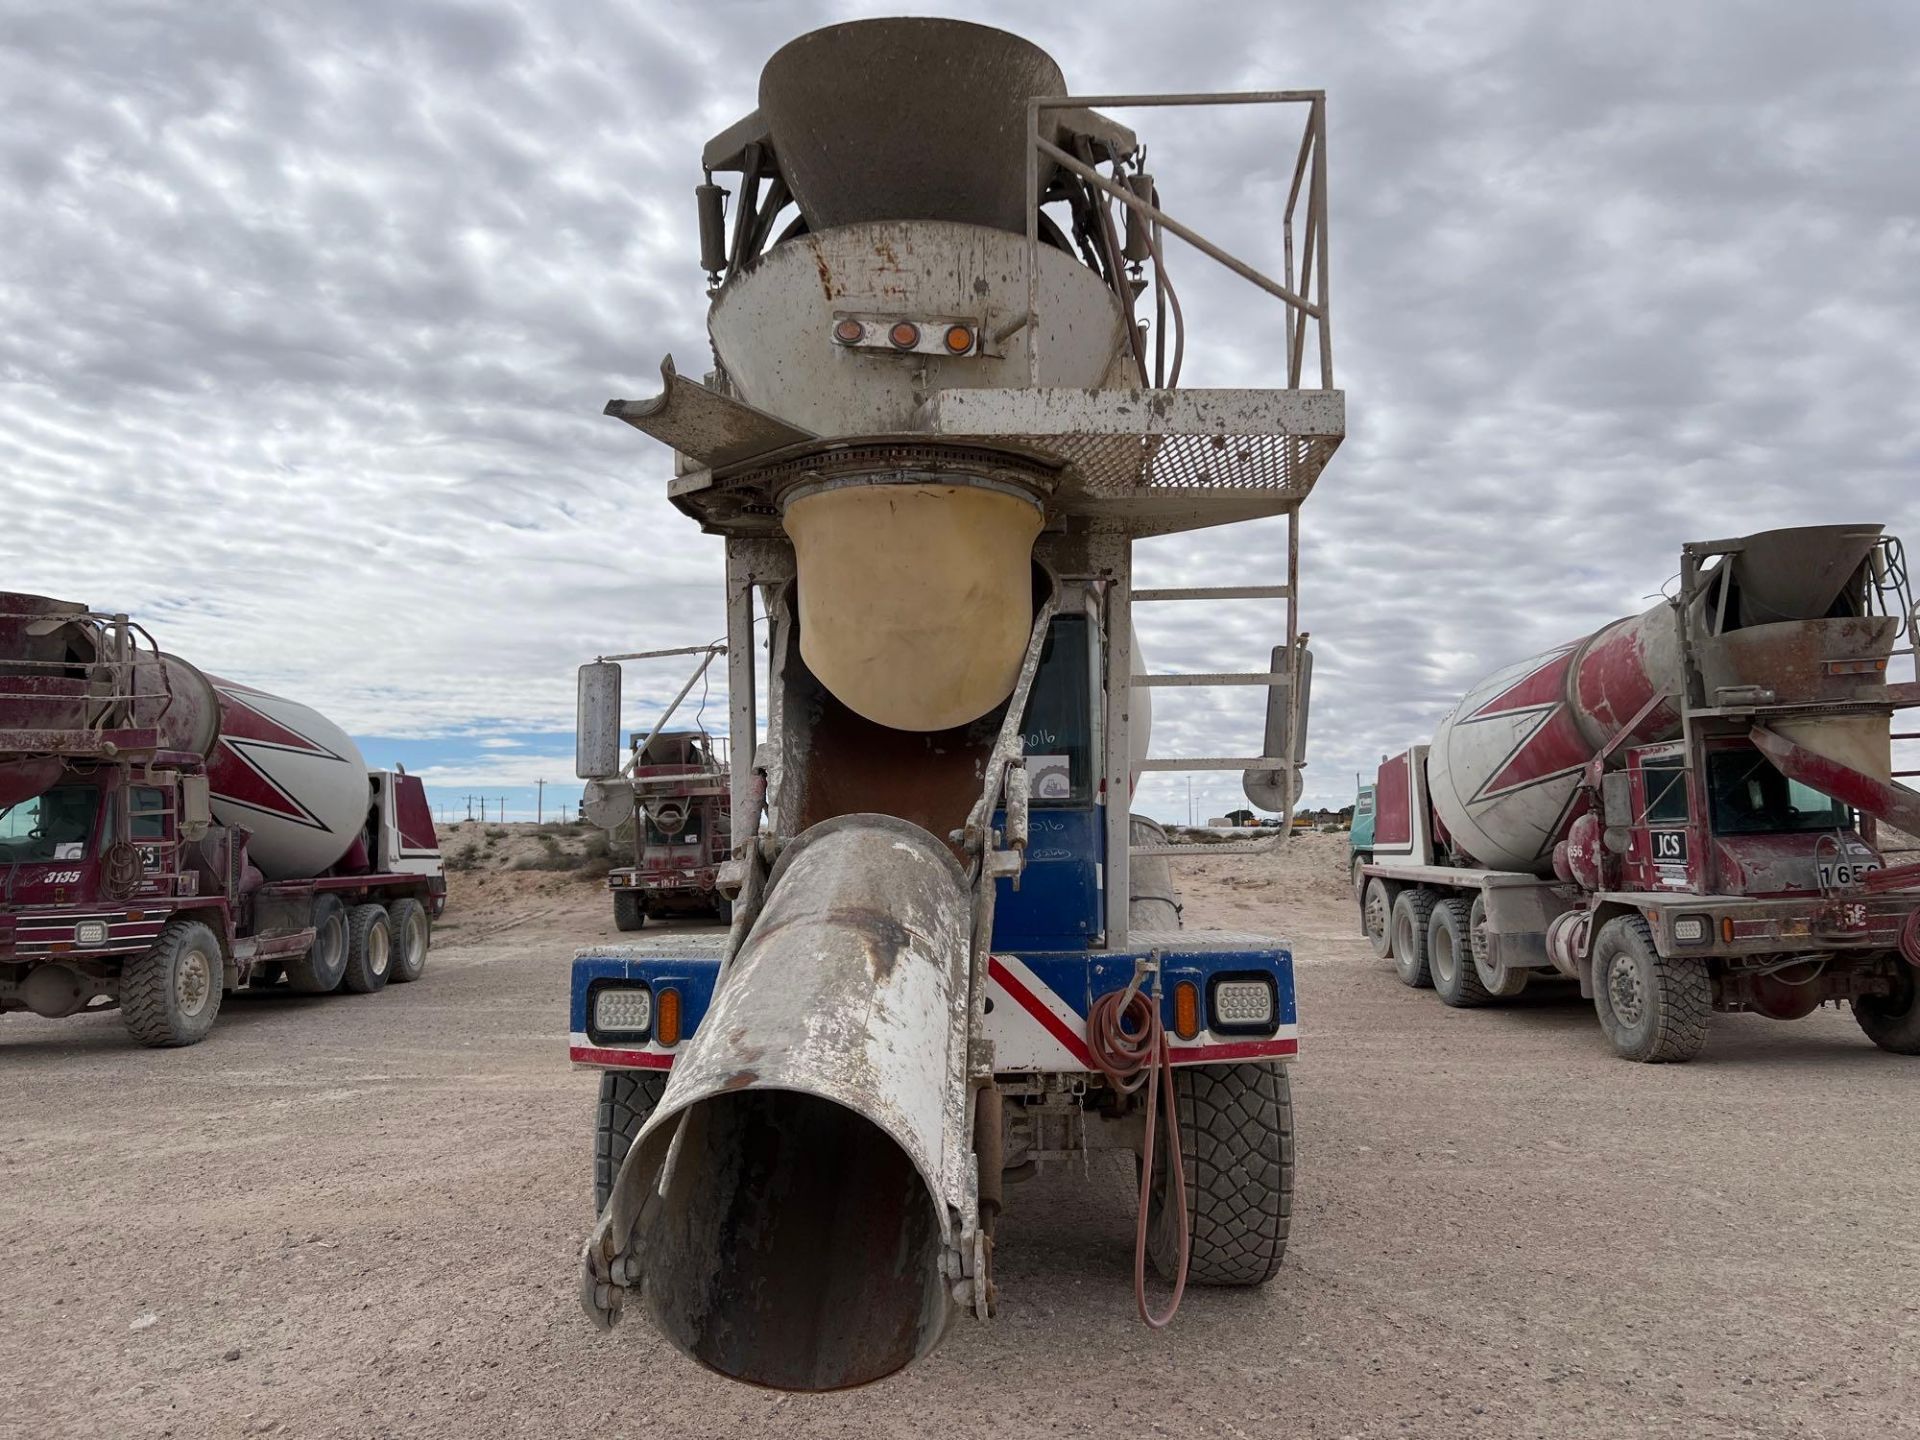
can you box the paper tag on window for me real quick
[54,842,82,860]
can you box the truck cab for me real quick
[1619,738,1880,900]
[1348,781,1376,895]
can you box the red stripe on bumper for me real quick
[569,1045,674,1069]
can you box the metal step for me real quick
[1131,585,1290,601]
[1133,672,1285,687]
[1136,756,1289,771]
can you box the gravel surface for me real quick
[4,835,1918,1439]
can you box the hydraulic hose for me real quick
[1087,982,1188,1328]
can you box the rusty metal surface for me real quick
[580,812,975,1391]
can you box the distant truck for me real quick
[1353,527,1920,1062]
[0,594,446,1047]
[604,730,732,930]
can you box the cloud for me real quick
[2,0,1915,830]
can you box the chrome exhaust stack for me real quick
[582,813,978,1392]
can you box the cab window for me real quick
[130,787,170,841]
[1641,760,1689,825]
[1018,614,1093,805]
[0,785,99,861]
[1707,750,1849,836]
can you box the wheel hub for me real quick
[177,950,212,1018]
[370,929,390,977]
[1365,891,1388,943]
[1606,952,1646,1027]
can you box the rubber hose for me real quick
[1087,984,1188,1328]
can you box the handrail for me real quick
[1023,90,1331,391]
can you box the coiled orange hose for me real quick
[1087,982,1188,1328]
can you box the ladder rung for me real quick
[1131,585,1290,601]
[1133,672,1285,687]
[1136,756,1290,771]
[1132,840,1288,857]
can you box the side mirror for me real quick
[576,662,623,780]
[1600,772,1632,828]
[1242,643,1311,812]
[179,774,212,842]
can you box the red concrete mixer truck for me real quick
[0,594,447,1048]
[1353,525,1920,1063]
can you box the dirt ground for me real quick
[5,827,1919,1440]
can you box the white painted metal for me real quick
[707,221,1133,437]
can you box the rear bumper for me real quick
[569,940,1299,1074]
[607,867,718,896]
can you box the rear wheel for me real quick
[613,891,646,932]
[387,898,430,984]
[594,1069,669,1212]
[1591,916,1709,1063]
[1390,888,1436,988]
[713,893,734,924]
[1146,1062,1293,1286]
[342,904,392,994]
[1855,962,1920,1054]
[1362,878,1395,959]
[1429,897,1491,1007]
[285,894,348,994]
[1470,892,1530,998]
[121,919,224,1048]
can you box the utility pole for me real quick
[464,794,474,822]
[536,778,546,824]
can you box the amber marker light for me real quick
[1173,981,1201,1041]
[889,320,921,349]
[943,324,975,354]
[656,987,683,1048]
[833,318,865,345]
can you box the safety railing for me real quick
[1024,90,1331,391]
[0,606,175,745]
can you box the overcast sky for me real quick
[3,0,1916,827]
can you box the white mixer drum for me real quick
[201,677,372,880]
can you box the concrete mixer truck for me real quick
[569,18,1342,1391]
[0,594,446,1048]
[1353,525,1920,1063]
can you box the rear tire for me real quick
[285,893,348,994]
[1390,888,1436,988]
[1362,878,1395,959]
[341,904,392,994]
[713,894,734,924]
[1591,916,1709,1062]
[1429,897,1491,1007]
[387,898,430,984]
[613,891,646,932]
[1146,1062,1293,1286]
[594,1069,669,1212]
[121,919,224,1048]
[1470,892,1530,998]
[1855,963,1920,1054]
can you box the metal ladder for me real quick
[1127,514,1303,861]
